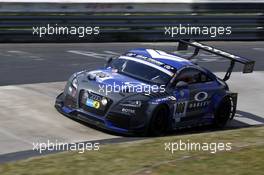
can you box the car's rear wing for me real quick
[178,40,255,81]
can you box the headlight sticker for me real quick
[86,99,101,109]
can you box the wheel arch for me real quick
[212,92,237,128]
[150,103,171,127]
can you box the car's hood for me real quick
[76,68,151,99]
[87,68,149,87]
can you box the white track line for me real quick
[234,116,263,126]
[67,50,109,60]
[253,48,264,52]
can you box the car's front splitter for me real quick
[55,93,143,135]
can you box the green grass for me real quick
[0,126,263,175]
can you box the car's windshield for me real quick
[109,58,172,85]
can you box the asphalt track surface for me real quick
[0,41,263,162]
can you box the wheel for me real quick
[148,105,169,136]
[213,96,232,128]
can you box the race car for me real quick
[55,40,255,136]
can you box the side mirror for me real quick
[176,81,188,88]
[105,57,113,67]
[107,57,113,64]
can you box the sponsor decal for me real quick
[147,49,188,62]
[194,91,208,102]
[173,101,188,120]
[189,101,210,110]
[191,41,239,59]
[175,102,186,114]
[122,108,136,114]
[120,55,175,75]
[86,99,101,109]
[155,96,177,103]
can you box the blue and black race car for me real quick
[55,40,255,136]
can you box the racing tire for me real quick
[148,105,169,136]
[213,96,232,128]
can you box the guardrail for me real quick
[0,2,263,42]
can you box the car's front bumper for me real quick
[55,93,146,135]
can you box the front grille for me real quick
[79,90,112,116]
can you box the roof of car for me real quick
[126,48,194,70]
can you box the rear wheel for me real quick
[213,96,232,128]
[149,105,169,136]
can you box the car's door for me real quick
[172,67,218,123]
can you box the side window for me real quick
[176,68,212,85]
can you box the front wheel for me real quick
[213,96,232,128]
[148,105,169,136]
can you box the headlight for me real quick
[101,97,108,106]
[120,100,142,107]
[71,78,78,89]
